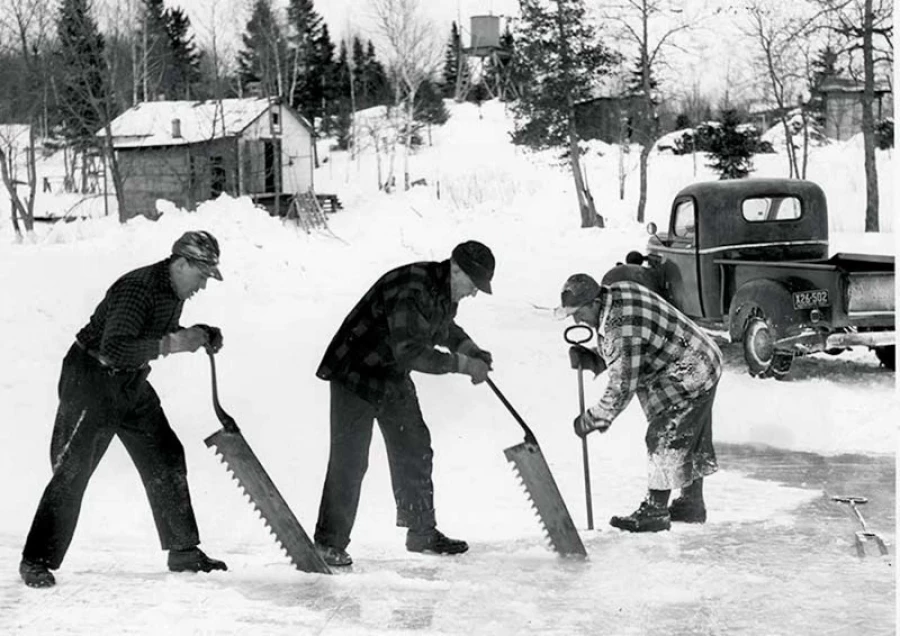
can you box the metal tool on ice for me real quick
[486,377,587,558]
[831,496,888,557]
[203,349,331,574]
[565,324,596,530]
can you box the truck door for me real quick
[662,197,704,317]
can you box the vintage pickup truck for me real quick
[619,178,895,378]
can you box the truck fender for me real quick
[727,279,796,342]
[728,280,798,378]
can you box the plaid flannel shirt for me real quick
[589,282,723,424]
[316,259,472,404]
[75,259,184,370]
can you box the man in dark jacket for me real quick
[19,231,228,588]
[314,241,495,566]
[558,273,722,533]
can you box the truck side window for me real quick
[672,199,695,239]
[742,196,802,222]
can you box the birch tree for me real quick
[372,0,444,192]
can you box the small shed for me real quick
[100,98,315,219]
[820,77,893,141]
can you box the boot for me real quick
[167,547,228,573]
[668,496,707,523]
[315,543,353,567]
[609,501,671,533]
[406,529,468,555]
[19,558,55,588]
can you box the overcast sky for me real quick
[170,0,757,106]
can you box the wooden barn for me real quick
[100,98,315,219]
[820,77,893,141]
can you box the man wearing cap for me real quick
[557,273,722,533]
[313,240,495,566]
[19,230,228,588]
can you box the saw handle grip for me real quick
[564,325,594,346]
[207,348,239,433]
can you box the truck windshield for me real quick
[742,196,802,222]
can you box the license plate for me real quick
[793,289,830,310]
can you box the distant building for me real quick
[820,77,893,141]
[99,98,315,219]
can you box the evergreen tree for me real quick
[707,109,755,179]
[164,8,202,100]
[442,22,464,99]
[311,24,336,133]
[286,0,324,123]
[55,0,110,149]
[334,41,353,150]
[237,0,289,98]
[136,0,171,100]
[510,0,618,227]
[415,78,449,127]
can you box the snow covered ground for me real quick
[1,101,895,634]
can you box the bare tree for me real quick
[371,0,443,192]
[599,0,698,223]
[815,0,892,232]
[743,0,827,179]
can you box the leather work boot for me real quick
[19,558,56,588]
[315,543,353,567]
[609,501,671,533]
[668,496,707,523]
[167,547,228,573]
[406,529,469,555]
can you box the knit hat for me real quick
[452,240,495,294]
[172,230,223,280]
[553,273,600,318]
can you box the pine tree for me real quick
[511,0,619,227]
[334,40,353,150]
[442,22,463,99]
[164,8,202,100]
[55,0,109,149]
[415,78,449,127]
[137,0,171,101]
[286,0,324,122]
[311,24,336,134]
[707,109,754,179]
[237,0,289,98]
[364,40,390,108]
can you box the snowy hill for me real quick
[1,100,894,635]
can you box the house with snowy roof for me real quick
[99,97,315,219]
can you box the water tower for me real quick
[456,14,516,101]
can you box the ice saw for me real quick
[202,350,331,574]
[486,377,587,558]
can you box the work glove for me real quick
[456,353,490,385]
[459,340,493,370]
[160,327,208,356]
[573,409,612,438]
[193,323,224,353]
[568,345,606,376]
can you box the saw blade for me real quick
[504,441,587,558]
[206,430,332,574]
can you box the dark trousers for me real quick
[315,379,436,550]
[22,344,200,569]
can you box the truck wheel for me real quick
[743,316,794,379]
[743,317,775,377]
[875,346,895,370]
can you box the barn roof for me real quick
[99,98,289,149]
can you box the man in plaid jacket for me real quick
[19,231,228,588]
[557,273,722,533]
[314,241,495,566]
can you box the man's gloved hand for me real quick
[573,410,612,438]
[568,345,606,376]
[456,353,490,385]
[160,327,208,356]
[459,340,493,370]
[193,323,224,353]
[471,348,493,369]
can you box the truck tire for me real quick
[741,312,794,379]
[875,346,896,370]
